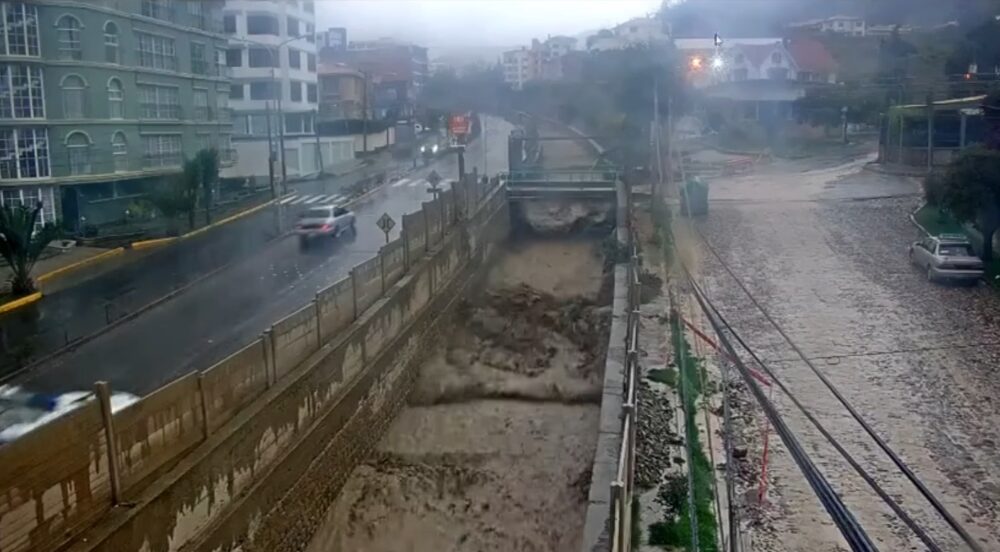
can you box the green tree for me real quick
[0,202,59,296]
[146,171,196,235]
[931,147,1000,261]
[195,148,220,225]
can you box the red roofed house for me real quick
[675,37,838,126]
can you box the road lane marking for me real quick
[392,178,411,188]
[279,194,299,205]
[328,195,345,204]
[305,195,326,204]
[410,179,427,188]
[291,195,313,205]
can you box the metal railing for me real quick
[609,234,641,552]
[504,169,619,184]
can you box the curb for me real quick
[908,201,931,236]
[131,236,178,250]
[36,247,126,286]
[0,291,42,315]
[182,199,275,240]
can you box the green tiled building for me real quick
[0,0,232,230]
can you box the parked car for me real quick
[295,205,356,249]
[908,234,984,284]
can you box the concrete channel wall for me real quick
[0,177,506,552]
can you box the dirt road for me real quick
[685,155,1000,550]
[306,239,611,552]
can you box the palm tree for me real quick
[0,202,59,296]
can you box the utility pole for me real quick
[277,79,287,193]
[314,108,324,176]
[362,71,370,154]
[653,75,661,199]
[926,91,934,172]
[266,100,276,198]
[841,106,849,145]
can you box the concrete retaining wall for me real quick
[52,181,510,552]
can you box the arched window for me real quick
[108,78,124,119]
[66,131,91,175]
[112,132,127,172]
[104,21,119,63]
[56,15,82,60]
[61,75,86,118]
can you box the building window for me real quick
[284,112,312,134]
[246,14,278,35]
[66,131,91,176]
[112,131,127,172]
[0,127,48,179]
[287,16,299,37]
[248,47,276,68]
[108,77,124,119]
[249,113,268,135]
[217,90,229,121]
[136,32,176,71]
[193,89,209,120]
[288,48,300,69]
[307,53,315,72]
[143,135,181,168]
[141,0,174,22]
[1,3,40,57]
[233,114,248,135]
[0,64,44,119]
[103,21,119,63]
[56,15,82,61]
[767,67,789,80]
[61,74,86,118]
[230,83,244,99]
[306,83,317,103]
[771,52,781,64]
[226,48,242,67]
[305,23,314,42]
[223,14,236,34]
[290,81,302,102]
[191,42,207,74]
[249,81,275,100]
[139,84,179,119]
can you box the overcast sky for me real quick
[315,0,664,51]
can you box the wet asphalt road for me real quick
[687,152,1000,550]
[12,117,513,395]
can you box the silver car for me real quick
[908,234,984,284]
[295,205,356,249]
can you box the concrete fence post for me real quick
[313,298,323,345]
[421,206,430,252]
[262,329,276,387]
[94,381,123,505]
[609,481,623,551]
[350,269,359,320]
[402,222,410,272]
[379,252,386,294]
[196,373,210,439]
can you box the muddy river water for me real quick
[305,239,611,552]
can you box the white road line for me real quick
[305,195,326,204]
[410,179,427,188]
[328,194,345,204]
[279,194,299,205]
[291,195,313,205]
[392,178,411,188]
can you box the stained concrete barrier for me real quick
[201,338,269,432]
[57,182,509,552]
[316,276,354,340]
[270,302,321,381]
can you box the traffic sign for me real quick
[449,114,470,135]
[377,212,395,233]
[426,170,442,188]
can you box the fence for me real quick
[0,173,505,552]
[608,233,641,552]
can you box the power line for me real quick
[692,278,945,552]
[693,228,984,552]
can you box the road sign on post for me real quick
[376,212,395,243]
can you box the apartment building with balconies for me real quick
[0,0,233,230]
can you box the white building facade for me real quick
[502,48,533,90]
[222,0,353,182]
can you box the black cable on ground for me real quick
[682,266,879,552]
[696,280,944,552]
[695,231,984,552]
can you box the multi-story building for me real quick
[787,15,867,37]
[318,27,346,52]
[587,16,671,51]
[503,36,578,88]
[0,0,233,230]
[320,37,428,115]
[317,63,367,120]
[222,0,353,182]
[502,47,533,90]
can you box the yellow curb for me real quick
[181,199,276,240]
[131,236,179,250]
[36,247,125,284]
[0,291,42,314]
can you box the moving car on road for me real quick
[908,234,984,284]
[295,205,356,249]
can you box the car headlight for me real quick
[420,145,426,153]
[432,144,439,153]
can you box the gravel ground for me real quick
[684,157,1000,551]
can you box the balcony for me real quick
[143,152,183,169]
[221,148,238,166]
[191,59,210,76]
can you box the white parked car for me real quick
[908,234,984,284]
